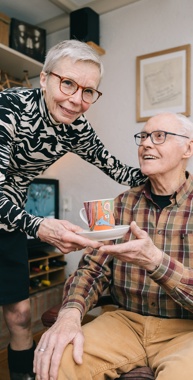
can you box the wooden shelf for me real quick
[0,43,43,80]
[0,42,104,83]
[29,250,66,295]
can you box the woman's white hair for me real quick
[42,39,104,81]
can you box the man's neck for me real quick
[150,171,187,195]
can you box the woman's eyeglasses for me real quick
[47,71,102,104]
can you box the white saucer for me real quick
[77,225,130,241]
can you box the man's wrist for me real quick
[147,250,164,273]
[58,306,82,320]
[147,263,159,274]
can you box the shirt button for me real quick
[158,230,162,234]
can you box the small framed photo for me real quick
[136,44,191,122]
[25,178,59,219]
[10,18,46,63]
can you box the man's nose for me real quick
[142,136,154,148]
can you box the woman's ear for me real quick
[40,71,47,90]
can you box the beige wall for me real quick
[35,0,193,275]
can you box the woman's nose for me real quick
[68,88,83,103]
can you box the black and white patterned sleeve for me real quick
[0,93,43,236]
[0,192,43,236]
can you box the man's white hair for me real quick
[175,113,193,139]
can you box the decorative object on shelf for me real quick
[32,264,49,272]
[70,7,99,45]
[0,43,43,81]
[30,278,42,289]
[49,259,67,267]
[0,70,31,91]
[10,18,46,63]
[87,41,105,56]
[41,280,51,287]
[136,44,191,122]
[0,12,10,46]
[29,251,66,295]
[70,7,105,56]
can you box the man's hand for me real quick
[98,221,163,272]
[34,308,84,380]
[38,218,103,254]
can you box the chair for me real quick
[41,295,155,379]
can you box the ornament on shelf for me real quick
[0,69,31,91]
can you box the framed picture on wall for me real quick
[25,178,59,256]
[136,44,191,122]
[25,178,59,219]
[10,18,46,63]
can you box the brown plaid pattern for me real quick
[62,173,193,320]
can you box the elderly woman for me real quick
[0,40,145,379]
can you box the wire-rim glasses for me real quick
[47,71,102,104]
[134,130,189,146]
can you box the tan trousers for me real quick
[58,309,193,379]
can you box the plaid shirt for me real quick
[62,172,193,319]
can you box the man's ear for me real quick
[40,71,47,90]
[183,140,193,159]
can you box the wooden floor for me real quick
[0,329,45,380]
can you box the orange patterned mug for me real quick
[79,198,115,231]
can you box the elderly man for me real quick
[34,112,193,380]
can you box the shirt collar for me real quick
[40,89,62,126]
[142,171,193,207]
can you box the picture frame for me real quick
[10,18,46,63]
[136,44,191,122]
[25,178,59,256]
[25,178,59,219]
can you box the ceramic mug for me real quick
[79,198,115,231]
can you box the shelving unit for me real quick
[29,251,66,295]
[0,43,43,80]
[0,41,104,83]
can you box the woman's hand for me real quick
[38,218,103,253]
[34,308,84,380]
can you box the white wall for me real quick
[39,0,193,275]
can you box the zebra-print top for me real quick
[0,87,146,237]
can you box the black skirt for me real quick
[0,229,29,305]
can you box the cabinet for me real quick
[29,251,66,295]
[0,43,43,80]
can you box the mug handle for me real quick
[79,208,88,225]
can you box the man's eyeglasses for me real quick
[47,71,102,104]
[134,130,189,146]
